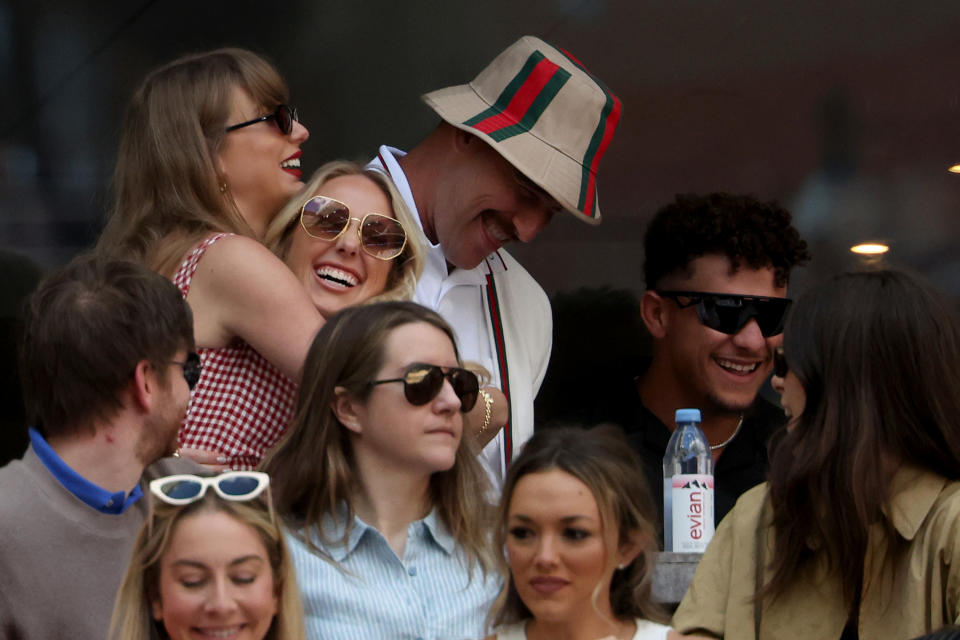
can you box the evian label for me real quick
[671,474,715,552]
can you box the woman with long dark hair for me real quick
[673,269,960,639]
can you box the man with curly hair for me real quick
[632,193,810,530]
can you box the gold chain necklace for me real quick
[710,413,744,450]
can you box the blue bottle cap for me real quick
[675,408,701,423]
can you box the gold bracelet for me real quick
[477,388,493,435]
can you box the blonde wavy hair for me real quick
[263,160,424,304]
[97,48,290,276]
[109,492,305,640]
[489,425,667,630]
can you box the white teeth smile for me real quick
[715,358,759,374]
[280,158,301,168]
[196,627,242,638]
[484,216,512,244]
[316,265,358,288]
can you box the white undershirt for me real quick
[370,146,506,483]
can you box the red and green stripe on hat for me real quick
[461,48,621,221]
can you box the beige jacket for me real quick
[673,466,960,639]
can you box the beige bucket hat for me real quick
[422,35,622,225]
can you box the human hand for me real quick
[176,447,230,472]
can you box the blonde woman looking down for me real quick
[110,471,305,640]
[98,48,322,469]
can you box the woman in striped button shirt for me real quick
[262,301,500,639]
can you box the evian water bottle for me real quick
[662,408,714,552]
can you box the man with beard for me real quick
[632,193,810,529]
[371,35,622,480]
[0,255,196,639]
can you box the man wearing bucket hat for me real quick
[371,35,621,479]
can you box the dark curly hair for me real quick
[643,193,810,289]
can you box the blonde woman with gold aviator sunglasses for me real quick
[265,161,509,447]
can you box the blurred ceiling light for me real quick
[949,164,960,173]
[850,242,890,255]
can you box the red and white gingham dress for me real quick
[173,233,298,470]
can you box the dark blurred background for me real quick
[2,0,960,295]
[1,0,959,453]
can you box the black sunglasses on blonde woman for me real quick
[299,195,408,260]
[225,104,299,135]
[169,352,201,390]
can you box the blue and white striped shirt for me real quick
[287,508,501,640]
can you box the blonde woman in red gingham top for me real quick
[97,50,323,469]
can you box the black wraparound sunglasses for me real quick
[368,363,479,412]
[170,352,201,390]
[773,347,789,378]
[225,104,299,135]
[657,290,792,337]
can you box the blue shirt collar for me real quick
[29,428,143,514]
[318,505,456,561]
[420,508,456,554]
